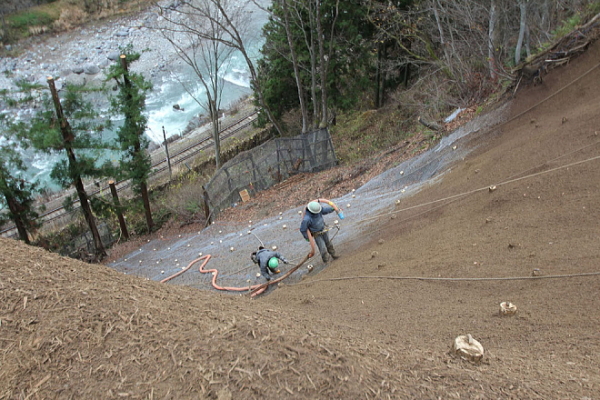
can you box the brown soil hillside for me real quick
[3,37,600,400]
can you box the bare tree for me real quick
[280,0,310,132]
[160,1,235,168]
[157,0,284,137]
[315,0,339,128]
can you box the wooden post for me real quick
[162,125,172,180]
[276,140,281,183]
[249,152,259,188]
[202,186,212,226]
[109,180,129,240]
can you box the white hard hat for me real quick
[307,201,322,214]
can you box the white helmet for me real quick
[307,201,322,214]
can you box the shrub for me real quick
[7,11,54,30]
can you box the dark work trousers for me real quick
[313,231,336,262]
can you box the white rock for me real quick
[499,301,518,316]
[452,334,484,362]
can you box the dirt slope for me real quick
[3,39,600,400]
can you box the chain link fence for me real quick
[203,128,337,220]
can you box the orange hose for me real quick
[160,209,320,295]
[160,230,316,296]
[301,198,342,221]
[311,198,341,213]
[250,231,316,297]
[161,254,263,292]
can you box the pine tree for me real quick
[0,131,41,244]
[106,49,154,233]
[16,78,114,258]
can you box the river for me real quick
[1,0,270,192]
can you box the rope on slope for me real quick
[297,271,600,286]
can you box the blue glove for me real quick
[338,211,345,220]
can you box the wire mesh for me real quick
[204,128,336,218]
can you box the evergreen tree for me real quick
[257,0,376,130]
[106,49,154,233]
[16,78,113,258]
[0,125,41,244]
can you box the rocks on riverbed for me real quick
[0,0,182,92]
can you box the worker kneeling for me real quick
[300,200,340,263]
[251,246,289,281]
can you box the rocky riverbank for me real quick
[1,1,187,96]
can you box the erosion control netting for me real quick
[110,105,508,292]
[203,128,336,219]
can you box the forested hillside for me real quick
[256,0,600,134]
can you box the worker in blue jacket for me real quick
[251,246,289,281]
[299,200,340,263]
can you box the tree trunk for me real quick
[5,194,30,244]
[210,99,221,168]
[433,0,452,69]
[283,0,309,133]
[515,0,528,65]
[120,55,154,232]
[47,77,106,258]
[316,1,327,128]
[374,41,382,109]
[317,0,339,128]
[109,180,129,240]
[488,0,499,80]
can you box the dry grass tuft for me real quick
[53,7,88,31]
